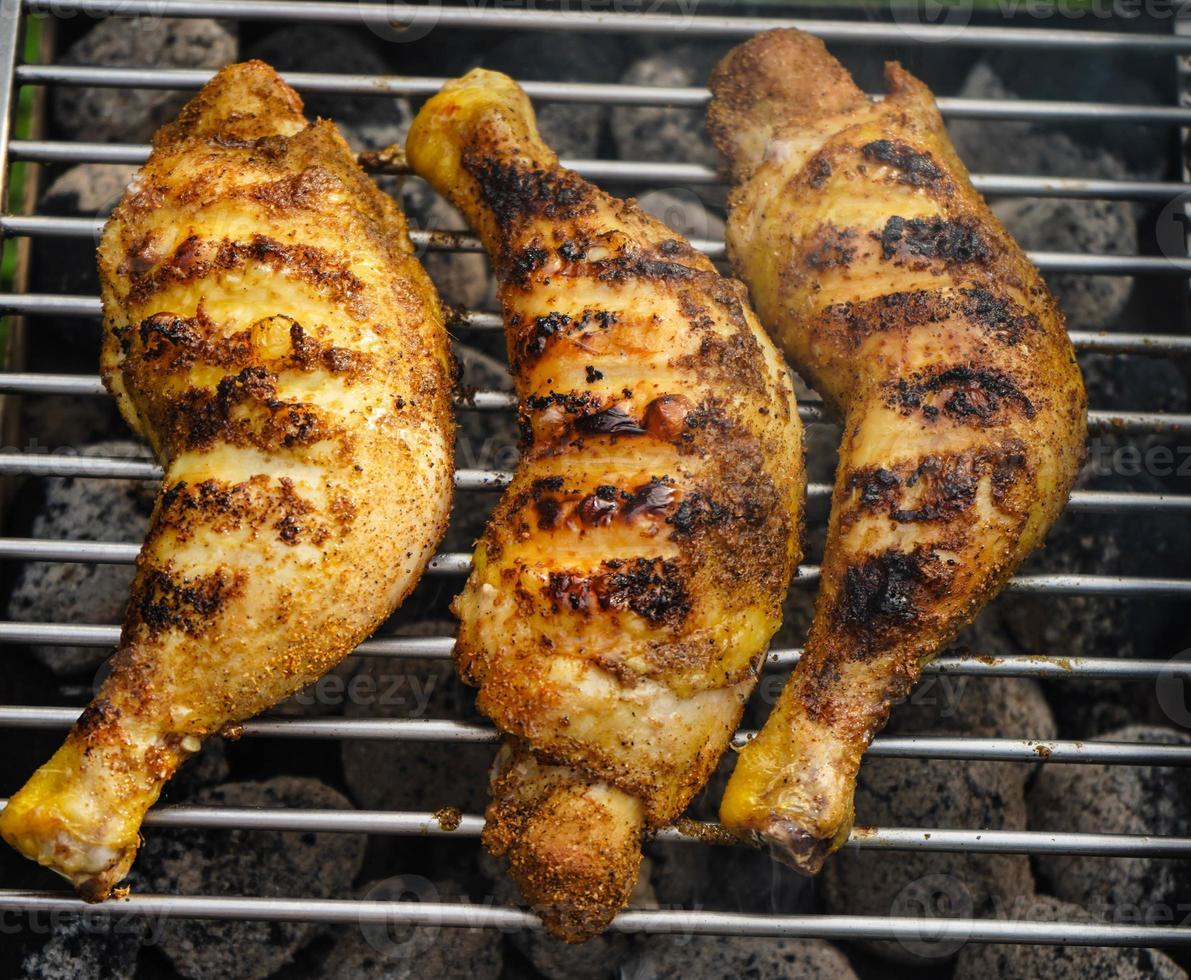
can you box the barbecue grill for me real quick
[1,0,1190,967]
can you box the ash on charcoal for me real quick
[247,26,411,152]
[620,935,859,980]
[953,895,1186,980]
[18,914,141,980]
[475,33,627,159]
[611,43,724,170]
[5,440,155,677]
[135,777,365,980]
[53,18,237,144]
[821,753,1034,965]
[314,878,502,980]
[341,622,491,817]
[1029,725,1191,922]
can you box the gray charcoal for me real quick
[949,62,1139,181]
[953,895,1186,980]
[164,738,230,796]
[247,26,411,152]
[620,935,859,980]
[39,162,134,218]
[136,777,365,980]
[611,44,723,171]
[886,675,1056,785]
[342,622,491,815]
[648,755,815,918]
[948,62,1138,331]
[990,196,1136,332]
[963,486,1191,737]
[53,18,237,144]
[417,197,496,311]
[18,914,141,980]
[821,753,1034,965]
[6,441,155,677]
[318,878,502,980]
[1029,725,1191,922]
[820,670,1048,964]
[886,676,1057,742]
[952,57,1167,181]
[479,855,631,979]
[29,164,136,377]
[476,34,627,159]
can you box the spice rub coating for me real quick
[708,30,1086,874]
[0,61,454,899]
[407,69,805,942]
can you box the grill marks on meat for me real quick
[887,366,1037,424]
[0,61,454,904]
[408,68,804,942]
[708,29,1085,876]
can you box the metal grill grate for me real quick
[1,0,1191,952]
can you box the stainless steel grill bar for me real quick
[16,139,1191,203]
[13,65,1191,126]
[0,0,22,209]
[0,539,1187,598]
[0,707,1187,766]
[6,215,1191,276]
[0,452,512,489]
[0,623,460,658]
[0,452,1184,517]
[0,620,1180,681]
[22,0,1191,54]
[4,891,1190,944]
[0,799,1182,857]
[2,3,1189,950]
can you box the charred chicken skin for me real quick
[0,61,454,898]
[708,30,1086,873]
[407,69,805,941]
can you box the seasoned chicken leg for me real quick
[708,30,1086,873]
[407,69,804,941]
[0,61,454,898]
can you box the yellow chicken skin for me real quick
[0,61,454,899]
[407,69,805,941]
[708,30,1086,874]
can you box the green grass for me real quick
[0,16,42,358]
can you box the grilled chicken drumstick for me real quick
[708,30,1086,874]
[407,69,805,941]
[0,61,454,898]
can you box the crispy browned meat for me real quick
[0,61,454,899]
[406,69,805,941]
[708,30,1086,874]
